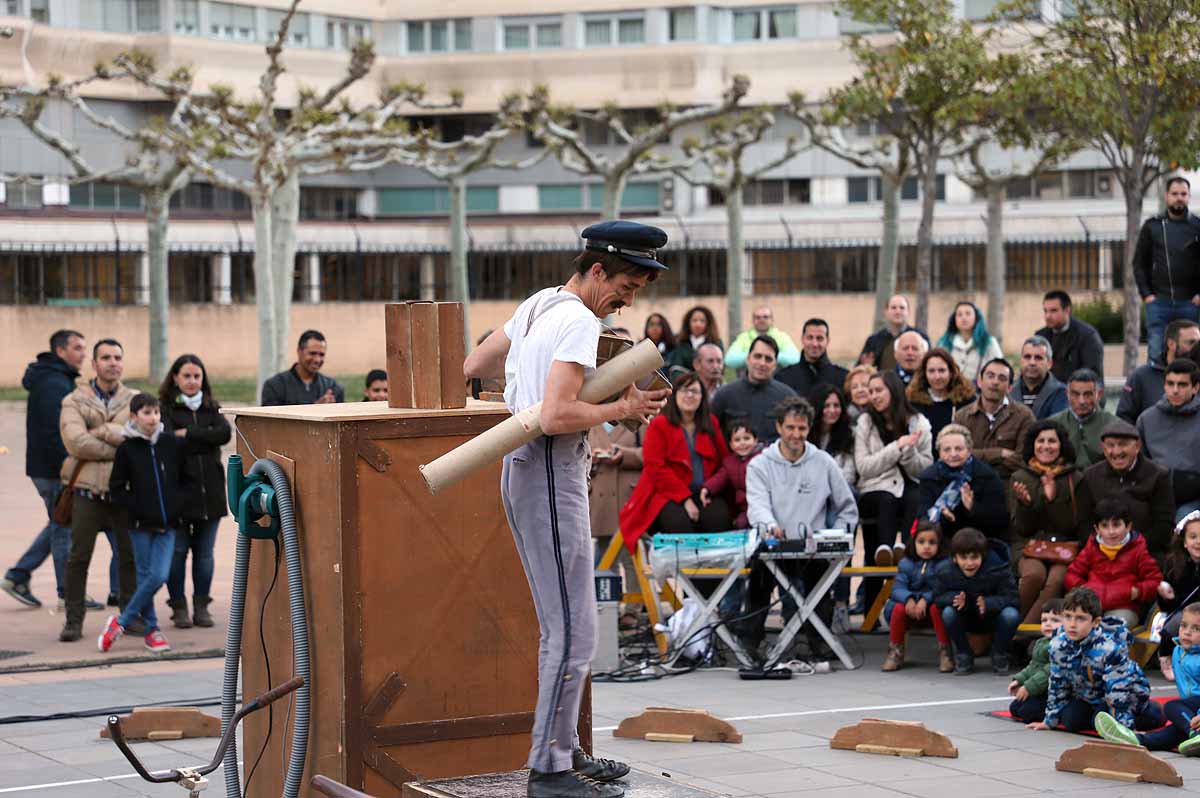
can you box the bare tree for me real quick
[397,99,546,347]
[528,76,752,219]
[0,79,191,381]
[789,99,912,328]
[672,109,807,338]
[105,3,443,390]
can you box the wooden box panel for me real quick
[353,426,539,793]
[235,417,348,798]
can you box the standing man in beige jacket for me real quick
[59,339,138,642]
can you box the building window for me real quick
[210,2,256,41]
[582,14,648,46]
[847,175,944,203]
[4,0,18,15]
[669,8,697,41]
[733,7,797,41]
[4,181,42,209]
[299,188,359,221]
[29,0,48,23]
[376,186,499,215]
[95,0,158,33]
[587,181,660,210]
[708,178,810,207]
[326,16,370,50]
[265,10,310,46]
[69,182,142,211]
[175,0,199,34]
[168,183,250,213]
[407,18,472,53]
[503,17,562,50]
[539,184,584,211]
[1001,169,1115,201]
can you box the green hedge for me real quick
[1071,296,1145,345]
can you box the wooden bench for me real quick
[842,566,898,632]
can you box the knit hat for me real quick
[1099,419,1139,441]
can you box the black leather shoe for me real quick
[572,748,631,782]
[59,621,82,642]
[528,769,624,798]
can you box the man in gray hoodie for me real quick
[740,396,859,656]
[1137,358,1200,521]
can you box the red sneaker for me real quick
[98,615,123,652]
[144,629,171,653]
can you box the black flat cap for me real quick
[1100,419,1139,441]
[582,220,669,271]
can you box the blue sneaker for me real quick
[1,579,41,608]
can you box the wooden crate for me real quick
[229,401,591,798]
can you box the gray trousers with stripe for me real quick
[501,433,596,773]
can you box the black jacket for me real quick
[163,401,231,522]
[931,538,1019,613]
[1133,213,1200,301]
[110,431,184,531]
[261,365,345,406]
[917,458,1010,542]
[22,352,79,480]
[1077,455,1175,560]
[1035,319,1105,384]
[1117,362,1165,424]
[858,325,928,371]
[709,378,796,444]
[776,354,849,399]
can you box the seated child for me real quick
[1064,496,1162,628]
[1096,602,1200,753]
[1158,512,1200,680]
[882,521,952,673]
[701,421,760,528]
[1007,598,1065,723]
[1030,586,1162,733]
[932,528,1021,675]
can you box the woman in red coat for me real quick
[1065,496,1163,627]
[620,372,731,551]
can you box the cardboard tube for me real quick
[437,302,467,409]
[384,303,414,408]
[409,301,442,409]
[419,338,663,495]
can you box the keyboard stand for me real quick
[664,552,758,670]
[757,551,854,670]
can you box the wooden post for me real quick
[384,303,414,408]
[436,302,467,409]
[409,301,442,409]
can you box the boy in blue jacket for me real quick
[1097,602,1200,753]
[1030,587,1162,734]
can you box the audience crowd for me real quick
[5,224,1200,705]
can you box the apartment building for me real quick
[0,0,1150,310]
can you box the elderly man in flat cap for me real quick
[464,220,671,798]
[1074,419,1176,563]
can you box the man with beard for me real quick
[1133,176,1200,365]
[1118,318,1200,424]
[710,335,796,443]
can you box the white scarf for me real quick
[180,391,203,411]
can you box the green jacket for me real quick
[1049,407,1118,470]
[1013,636,1052,697]
[724,327,800,370]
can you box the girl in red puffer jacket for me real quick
[1065,496,1163,627]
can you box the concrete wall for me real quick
[0,291,1128,386]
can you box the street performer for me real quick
[463,221,671,798]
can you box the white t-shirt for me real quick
[503,286,601,414]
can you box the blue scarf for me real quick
[926,457,974,522]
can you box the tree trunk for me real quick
[270,173,299,373]
[251,195,278,396]
[603,172,628,220]
[447,175,472,350]
[985,182,1006,347]
[144,188,171,382]
[914,147,940,332]
[726,184,745,341]
[1122,163,1145,378]
[874,172,901,327]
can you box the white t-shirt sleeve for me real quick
[551,313,600,368]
